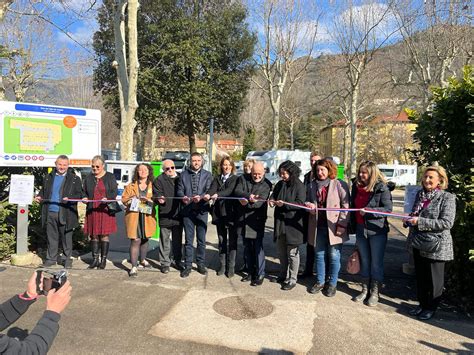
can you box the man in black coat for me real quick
[35,155,83,268]
[176,152,213,277]
[234,162,272,286]
[0,271,71,354]
[153,159,183,273]
[301,152,321,277]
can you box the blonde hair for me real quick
[423,165,449,190]
[243,158,256,169]
[356,161,387,192]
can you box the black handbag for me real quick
[412,233,441,253]
[106,201,123,215]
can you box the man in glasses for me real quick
[153,159,183,273]
[34,155,83,268]
[176,152,213,277]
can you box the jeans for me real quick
[315,227,342,287]
[355,224,387,282]
[183,214,208,268]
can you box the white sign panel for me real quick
[9,174,34,205]
[0,101,101,167]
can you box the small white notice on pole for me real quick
[9,174,34,205]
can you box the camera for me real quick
[36,269,68,295]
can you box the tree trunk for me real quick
[349,86,359,178]
[150,126,157,160]
[272,106,280,150]
[343,123,350,171]
[289,119,294,150]
[187,118,196,153]
[114,0,139,161]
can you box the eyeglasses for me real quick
[164,166,175,171]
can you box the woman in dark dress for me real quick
[270,160,306,291]
[83,155,118,269]
[204,157,239,277]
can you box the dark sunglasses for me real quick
[91,165,101,168]
[164,166,175,171]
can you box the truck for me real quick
[246,150,312,184]
[378,164,417,187]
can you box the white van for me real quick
[105,160,144,196]
[246,150,311,184]
[378,164,417,186]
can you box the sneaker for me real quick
[309,283,324,294]
[323,285,337,297]
[129,266,138,277]
[138,260,151,269]
[180,268,191,278]
[197,265,208,275]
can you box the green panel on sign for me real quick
[4,116,73,154]
[150,161,162,240]
[337,165,345,180]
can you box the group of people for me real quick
[35,152,456,321]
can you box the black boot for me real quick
[217,254,226,276]
[88,240,100,269]
[353,278,369,302]
[366,280,380,307]
[99,241,109,269]
[227,250,236,278]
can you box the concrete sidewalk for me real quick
[1,207,472,354]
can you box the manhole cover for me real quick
[213,294,274,320]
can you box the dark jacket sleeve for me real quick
[68,175,84,199]
[365,183,393,220]
[152,177,163,203]
[207,177,219,196]
[0,310,60,355]
[176,173,185,198]
[106,173,118,199]
[247,180,271,210]
[280,182,306,211]
[0,295,60,355]
[217,176,238,197]
[233,176,248,199]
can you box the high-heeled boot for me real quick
[88,240,100,269]
[99,241,110,269]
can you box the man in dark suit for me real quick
[34,155,83,268]
[176,152,213,277]
[234,162,272,286]
[301,152,321,278]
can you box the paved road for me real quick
[1,191,472,354]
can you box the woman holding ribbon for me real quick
[83,155,118,269]
[121,163,157,277]
[350,161,393,306]
[270,160,306,290]
[405,166,455,320]
[204,157,239,277]
[305,158,350,297]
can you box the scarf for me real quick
[315,178,330,207]
[412,188,440,216]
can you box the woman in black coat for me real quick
[270,160,306,290]
[204,157,239,277]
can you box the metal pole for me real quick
[209,118,214,171]
[16,205,29,254]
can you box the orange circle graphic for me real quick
[63,115,77,128]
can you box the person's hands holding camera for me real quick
[46,280,72,314]
[25,271,41,299]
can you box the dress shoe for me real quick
[42,260,56,267]
[180,268,191,278]
[309,283,324,294]
[64,259,73,269]
[241,274,252,282]
[323,285,337,297]
[160,266,170,274]
[281,282,296,291]
[408,306,423,317]
[270,277,286,283]
[226,270,235,278]
[174,261,184,271]
[251,275,265,286]
[418,310,435,321]
[197,265,208,275]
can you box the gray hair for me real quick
[91,155,105,165]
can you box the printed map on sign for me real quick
[4,116,72,154]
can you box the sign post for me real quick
[8,174,34,255]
